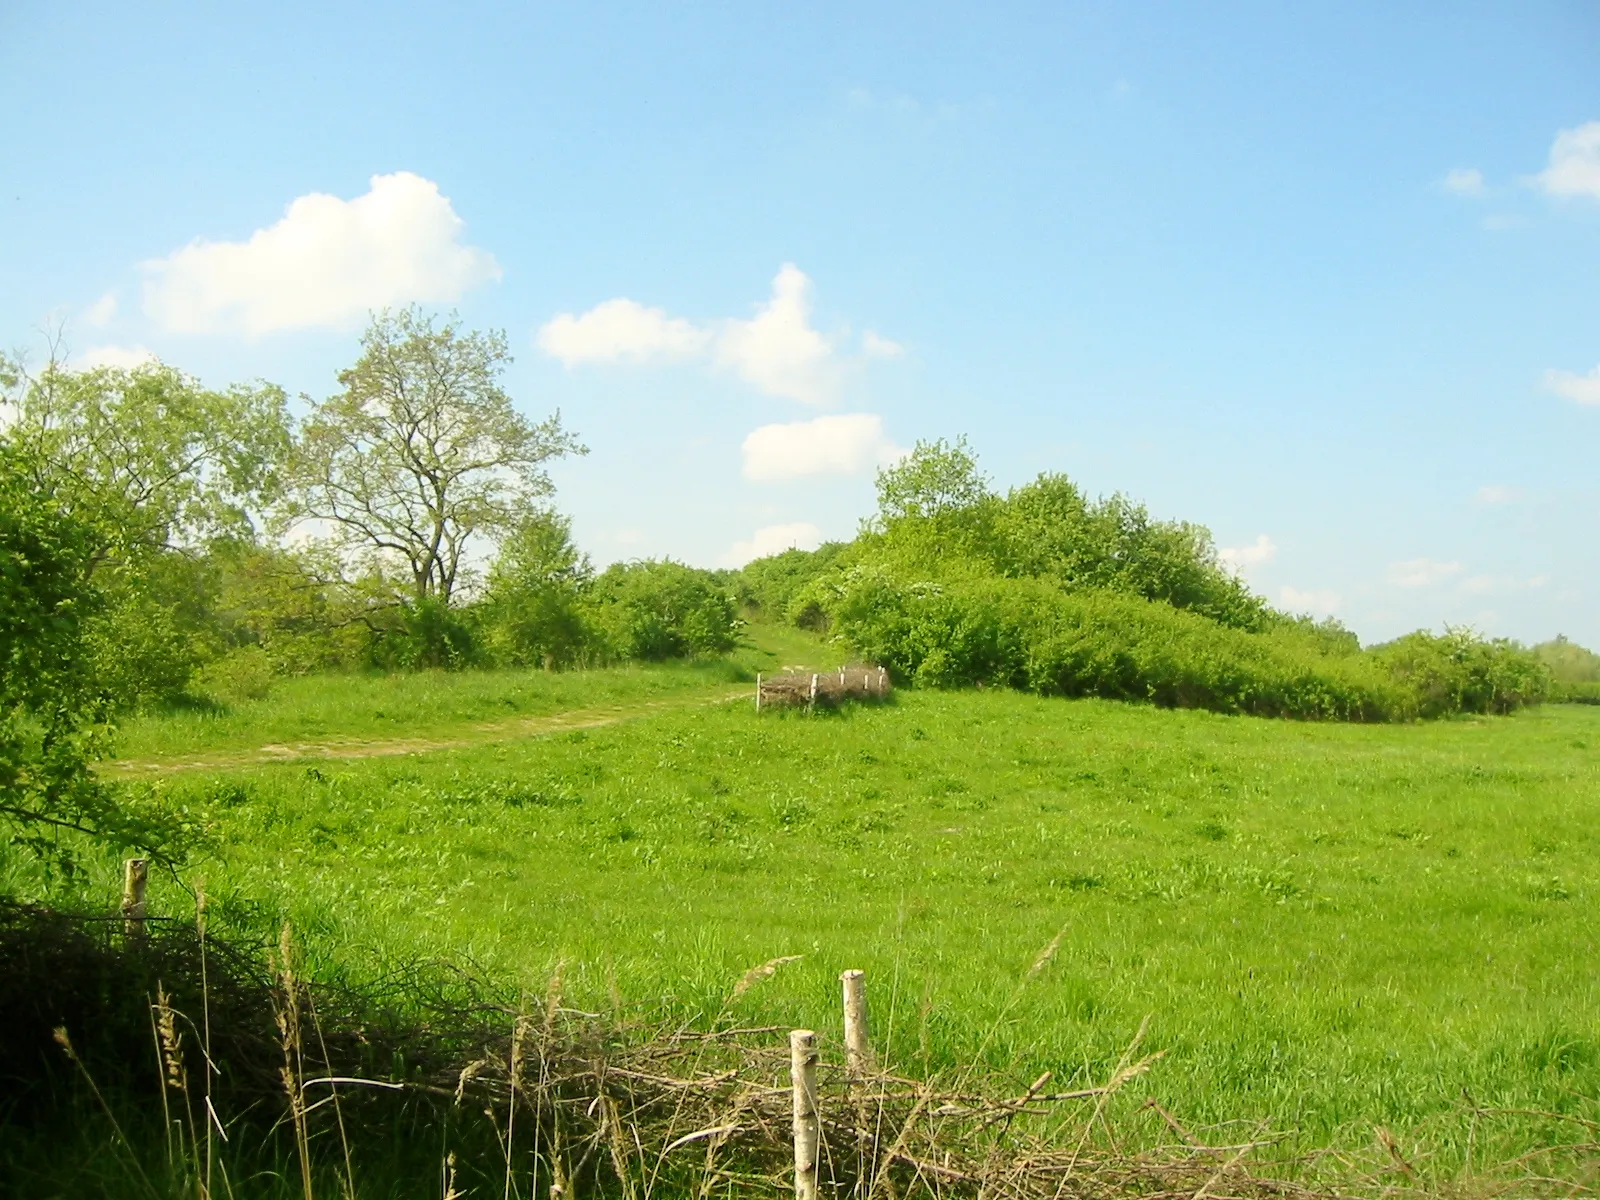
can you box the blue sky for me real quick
[3,2,1597,645]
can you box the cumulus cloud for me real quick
[1387,558,1463,588]
[538,298,710,365]
[1473,484,1519,505]
[74,344,158,370]
[1544,366,1600,406]
[536,264,900,406]
[1279,586,1341,616]
[1534,121,1600,199]
[1219,534,1277,572]
[83,291,118,327]
[722,521,825,567]
[714,264,836,405]
[741,413,905,481]
[1441,168,1484,195]
[142,171,500,335]
[862,330,905,358]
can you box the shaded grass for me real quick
[22,675,1600,1172]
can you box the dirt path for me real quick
[105,688,752,777]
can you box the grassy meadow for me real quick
[27,632,1600,1175]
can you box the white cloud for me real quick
[1460,574,1498,596]
[1472,484,1519,505]
[722,521,825,567]
[714,264,836,405]
[862,329,905,358]
[83,291,118,327]
[741,413,904,481]
[537,298,710,365]
[74,344,158,370]
[1544,366,1600,406]
[1219,534,1277,572]
[1279,586,1341,616]
[1387,557,1463,589]
[1534,121,1600,199]
[536,264,891,407]
[1441,168,1484,196]
[142,171,500,335]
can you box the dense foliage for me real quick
[744,440,1550,721]
[0,444,187,867]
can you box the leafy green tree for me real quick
[0,444,183,871]
[874,436,990,523]
[589,561,739,660]
[481,512,596,668]
[3,358,290,554]
[1,356,292,707]
[284,308,586,606]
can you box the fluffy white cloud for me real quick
[536,264,899,407]
[1473,484,1519,505]
[1279,586,1341,616]
[1534,121,1600,199]
[538,298,710,365]
[1544,366,1600,406]
[1387,558,1463,588]
[714,264,836,405]
[83,291,118,327]
[142,172,500,335]
[1219,534,1277,572]
[722,521,825,567]
[862,329,905,358]
[74,344,158,369]
[741,413,904,481]
[1441,168,1484,195]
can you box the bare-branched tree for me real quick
[283,308,585,605]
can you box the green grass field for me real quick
[108,623,843,766]
[33,642,1598,1175]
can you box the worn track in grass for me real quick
[105,686,754,777]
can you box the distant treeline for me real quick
[733,440,1556,722]
[0,326,1572,735]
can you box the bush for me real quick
[808,569,1402,719]
[479,512,598,668]
[1368,629,1550,717]
[803,568,1546,722]
[196,645,277,703]
[589,561,739,661]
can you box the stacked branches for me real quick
[758,664,893,710]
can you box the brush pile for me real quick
[758,663,893,709]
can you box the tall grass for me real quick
[17,689,1598,1169]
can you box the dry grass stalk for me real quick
[731,954,804,1001]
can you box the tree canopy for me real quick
[283,308,586,605]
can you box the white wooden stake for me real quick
[840,969,871,1077]
[756,673,763,713]
[122,857,148,939]
[809,674,818,709]
[789,1029,820,1200]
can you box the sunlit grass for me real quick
[110,623,847,762]
[56,681,1600,1165]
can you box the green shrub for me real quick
[803,568,1546,721]
[588,561,739,661]
[808,569,1401,719]
[1368,629,1550,717]
[479,512,598,668]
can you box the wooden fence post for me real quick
[809,674,818,710]
[841,969,871,1077]
[122,857,148,939]
[790,1029,820,1200]
[756,673,763,713]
